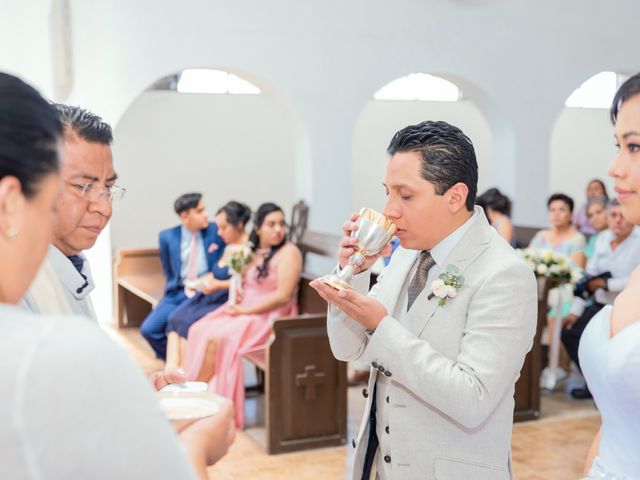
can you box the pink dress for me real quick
[182,249,298,429]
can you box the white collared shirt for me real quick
[569,226,640,316]
[393,209,478,314]
[21,245,97,321]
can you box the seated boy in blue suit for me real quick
[141,193,226,360]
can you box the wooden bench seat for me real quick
[114,248,165,328]
[114,247,347,454]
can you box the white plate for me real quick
[157,392,220,421]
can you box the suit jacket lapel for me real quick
[170,226,182,278]
[203,223,222,270]
[411,210,494,337]
[377,248,418,315]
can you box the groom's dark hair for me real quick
[387,120,478,211]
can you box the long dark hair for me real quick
[249,202,287,280]
[611,72,640,124]
[0,72,62,197]
[587,179,609,201]
[477,187,512,217]
[217,200,251,229]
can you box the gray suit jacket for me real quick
[327,210,537,480]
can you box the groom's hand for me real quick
[310,280,387,331]
[339,212,392,273]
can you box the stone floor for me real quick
[105,325,600,479]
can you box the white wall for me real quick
[352,100,492,213]
[3,0,640,321]
[111,90,297,249]
[550,107,617,208]
[0,0,54,98]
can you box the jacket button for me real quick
[386,396,389,404]
[377,365,385,373]
[371,361,378,368]
[384,370,392,377]
[352,439,356,448]
[362,388,368,398]
[385,426,389,434]
[384,455,391,463]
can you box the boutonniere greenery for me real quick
[428,265,465,306]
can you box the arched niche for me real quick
[109,67,310,250]
[351,73,495,212]
[84,67,309,324]
[550,71,627,204]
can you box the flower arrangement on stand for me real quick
[219,243,253,305]
[517,248,583,285]
[518,247,583,391]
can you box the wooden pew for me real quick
[243,272,348,454]
[114,248,165,328]
[114,247,347,453]
[513,225,542,249]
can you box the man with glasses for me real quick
[22,104,124,320]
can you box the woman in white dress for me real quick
[0,72,234,479]
[580,73,640,479]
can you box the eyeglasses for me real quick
[66,181,127,203]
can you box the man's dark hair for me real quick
[611,72,640,124]
[0,72,62,198]
[53,104,113,144]
[387,120,478,211]
[174,193,202,215]
[547,193,574,213]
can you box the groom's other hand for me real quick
[310,280,387,331]
[339,212,392,273]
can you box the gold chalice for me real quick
[321,208,397,290]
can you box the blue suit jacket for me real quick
[158,222,229,297]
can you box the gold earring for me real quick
[5,226,17,239]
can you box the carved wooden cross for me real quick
[295,365,326,401]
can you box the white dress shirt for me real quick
[0,303,197,479]
[569,227,640,317]
[21,245,97,321]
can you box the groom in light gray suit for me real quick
[311,121,537,480]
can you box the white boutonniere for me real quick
[428,265,465,306]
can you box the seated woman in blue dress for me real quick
[165,201,251,370]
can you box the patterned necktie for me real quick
[407,250,436,311]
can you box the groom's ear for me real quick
[446,182,469,214]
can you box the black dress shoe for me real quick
[570,387,593,399]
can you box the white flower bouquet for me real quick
[219,243,253,274]
[517,248,582,285]
[219,243,253,305]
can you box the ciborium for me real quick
[321,208,397,290]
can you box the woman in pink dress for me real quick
[182,202,302,428]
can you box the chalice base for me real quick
[321,274,352,291]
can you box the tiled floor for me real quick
[106,325,600,479]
